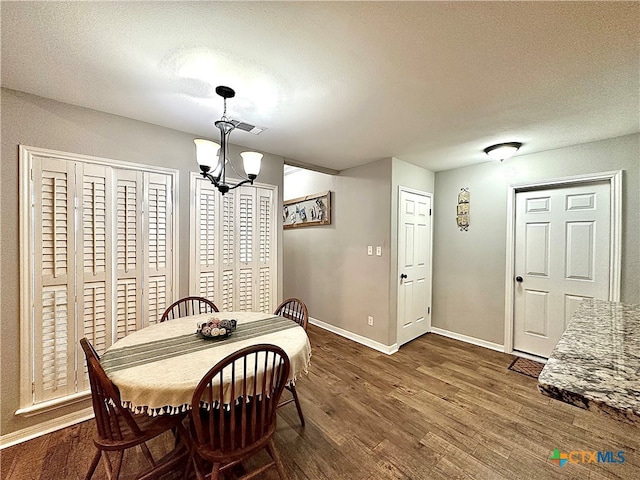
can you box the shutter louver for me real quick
[116,279,138,339]
[199,271,216,300]
[238,192,253,263]
[37,287,72,400]
[82,173,107,274]
[238,268,253,311]
[259,195,271,263]
[147,275,167,324]
[78,282,108,391]
[222,193,235,265]
[116,179,139,273]
[41,174,69,277]
[258,267,270,313]
[221,271,234,311]
[200,189,216,267]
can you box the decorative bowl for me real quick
[196,317,237,339]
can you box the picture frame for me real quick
[283,190,331,229]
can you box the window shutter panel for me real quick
[115,170,143,338]
[238,190,253,263]
[194,180,217,300]
[144,173,172,324]
[189,180,277,316]
[32,157,77,403]
[23,146,178,410]
[237,188,256,311]
[219,190,236,310]
[76,163,113,392]
[257,188,275,313]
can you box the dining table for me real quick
[100,310,312,416]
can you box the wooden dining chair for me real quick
[80,338,188,480]
[274,298,308,426]
[160,296,219,322]
[187,344,291,480]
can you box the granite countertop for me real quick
[538,299,640,423]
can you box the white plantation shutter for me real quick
[256,188,275,313]
[194,181,218,300]
[190,178,277,313]
[76,163,112,391]
[144,173,173,324]
[21,146,177,411]
[219,190,237,309]
[115,170,144,338]
[32,158,77,403]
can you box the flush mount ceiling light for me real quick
[194,86,262,195]
[483,142,523,162]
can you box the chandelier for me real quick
[194,86,262,194]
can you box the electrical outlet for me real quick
[376,246,382,256]
[367,315,374,326]
[367,246,373,255]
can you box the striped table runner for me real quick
[102,315,295,373]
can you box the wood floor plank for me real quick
[3,326,639,479]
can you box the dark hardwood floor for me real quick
[3,324,639,479]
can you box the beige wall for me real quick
[283,159,392,344]
[283,157,435,346]
[432,133,640,345]
[0,88,285,437]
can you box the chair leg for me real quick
[85,448,101,480]
[211,462,222,480]
[139,442,157,467]
[110,451,125,480]
[267,439,289,480]
[289,384,305,427]
[191,454,206,480]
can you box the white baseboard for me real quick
[0,407,94,449]
[309,317,398,355]
[430,327,505,353]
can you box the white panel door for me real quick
[513,182,610,358]
[397,189,432,347]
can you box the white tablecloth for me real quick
[101,311,312,415]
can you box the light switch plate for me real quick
[376,246,382,256]
[367,246,373,255]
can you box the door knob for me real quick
[515,276,523,283]
[400,273,408,280]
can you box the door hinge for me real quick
[427,306,431,314]
[429,208,432,216]
[32,382,35,394]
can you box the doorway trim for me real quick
[503,170,622,356]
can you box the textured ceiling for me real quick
[2,1,638,172]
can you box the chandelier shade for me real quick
[195,86,263,194]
